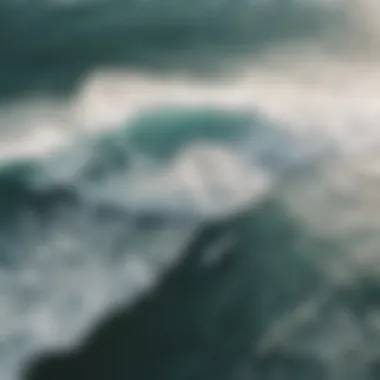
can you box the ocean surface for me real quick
[2,0,380,379]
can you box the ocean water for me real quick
[2,0,380,379]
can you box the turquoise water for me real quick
[1,1,380,380]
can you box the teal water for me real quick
[0,0,336,100]
[1,1,380,380]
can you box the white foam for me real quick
[2,1,380,378]
[84,143,273,219]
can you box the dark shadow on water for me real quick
[22,197,326,380]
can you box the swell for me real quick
[0,0,338,100]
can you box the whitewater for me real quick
[2,0,380,379]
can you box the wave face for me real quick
[0,107,324,380]
[2,1,380,380]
